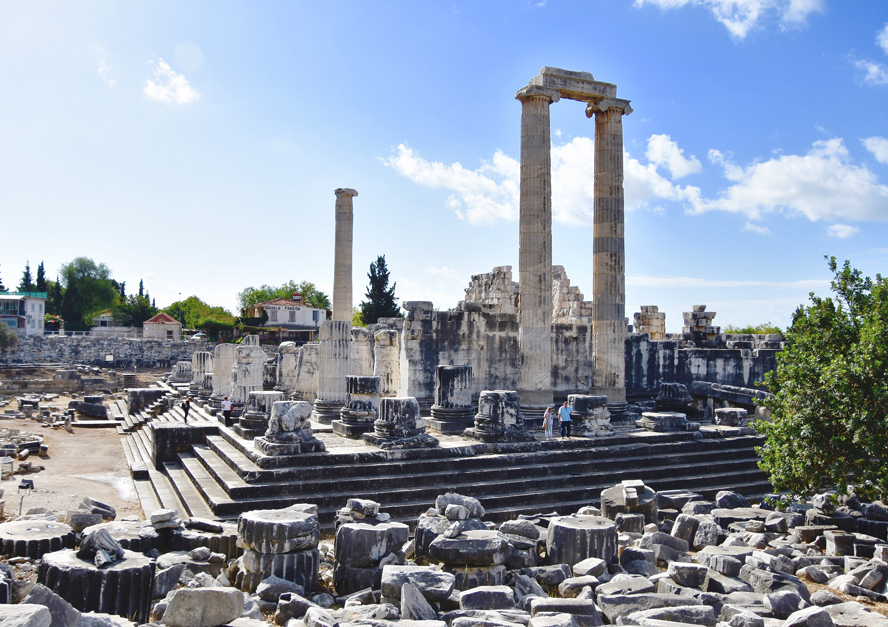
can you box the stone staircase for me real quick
[120,404,772,530]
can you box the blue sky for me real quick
[1,1,887,331]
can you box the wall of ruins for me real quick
[0,335,206,367]
[625,333,779,397]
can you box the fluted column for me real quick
[333,188,358,322]
[516,86,559,408]
[586,98,632,409]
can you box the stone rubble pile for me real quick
[0,485,887,626]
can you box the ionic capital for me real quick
[585,98,633,118]
[515,85,561,104]
[334,188,359,198]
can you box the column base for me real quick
[427,406,475,434]
[312,400,345,424]
[331,420,375,439]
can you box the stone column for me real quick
[210,343,237,408]
[515,86,559,409]
[332,375,381,438]
[586,98,632,414]
[427,365,475,434]
[313,320,352,423]
[333,188,358,322]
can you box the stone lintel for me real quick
[335,188,358,198]
[529,66,617,102]
[585,98,633,117]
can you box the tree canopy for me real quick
[360,255,402,324]
[113,294,158,327]
[35,262,46,292]
[164,296,237,330]
[18,262,33,292]
[724,322,783,335]
[758,257,888,501]
[237,280,330,314]
[59,257,119,325]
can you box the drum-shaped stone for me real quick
[546,516,617,567]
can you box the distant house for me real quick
[247,294,326,343]
[91,310,118,327]
[0,291,47,336]
[142,312,183,340]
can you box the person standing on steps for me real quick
[542,406,554,439]
[558,400,572,439]
[221,396,233,426]
[182,397,191,423]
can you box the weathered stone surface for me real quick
[624,604,717,626]
[0,520,75,559]
[825,601,888,626]
[238,505,319,554]
[783,605,834,627]
[401,581,437,621]
[380,565,455,602]
[22,584,81,627]
[37,549,155,624]
[596,574,655,596]
[160,587,243,627]
[0,604,52,627]
[666,562,708,588]
[572,557,606,578]
[596,592,702,623]
[529,597,604,627]
[459,585,515,610]
[153,563,186,599]
[546,516,616,567]
[716,491,752,509]
[334,522,409,568]
[429,530,512,566]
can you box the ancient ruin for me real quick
[0,65,868,627]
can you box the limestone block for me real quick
[429,530,512,566]
[546,516,617,567]
[161,587,243,627]
[333,522,409,568]
[380,565,456,602]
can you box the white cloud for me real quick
[384,136,702,226]
[878,24,888,55]
[382,144,518,225]
[827,223,859,239]
[645,134,702,179]
[633,0,822,39]
[91,44,116,86]
[692,139,888,221]
[863,137,888,164]
[144,58,200,104]
[854,59,888,86]
[743,222,772,235]
[780,0,824,28]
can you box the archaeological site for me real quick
[0,67,886,627]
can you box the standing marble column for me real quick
[333,188,358,322]
[515,86,559,409]
[210,343,237,408]
[313,320,352,423]
[586,98,632,414]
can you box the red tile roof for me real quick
[145,312,181,325]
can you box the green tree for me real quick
[138,279,144,298]
[352,307,366,327]
[18,261,33,292]
[113,294,158,327]
[359,255,402,324]
[46,277,63,315]
[35,262,46,292]
[0,323,19,350]
[0,258,6,291]
[237,280,331,314]
[59,257,119,325]
[164,296,237,330]
[758,257,888,501]
[724,322,783,335]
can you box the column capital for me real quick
[585,98,633,117]
[334,188,359,198]
[515,85,560,103]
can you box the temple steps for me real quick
[137,425,770,527]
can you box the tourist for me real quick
[558,401,572,439]
[182,397,191,423]
[221,396,233,425]
[542,406,554,439]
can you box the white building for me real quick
[0,291,47,336]
[248,296,326,343]
[143,312,183,340]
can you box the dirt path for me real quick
[0,418,142,522]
